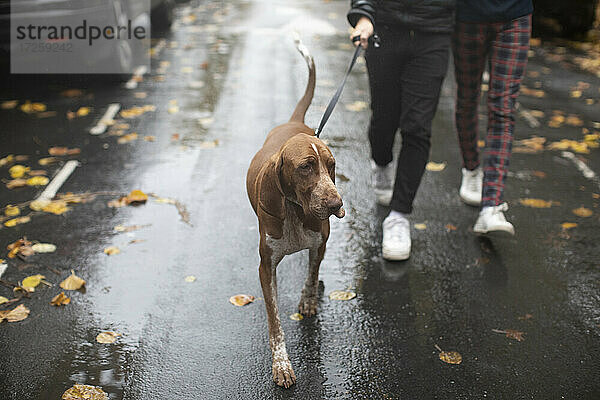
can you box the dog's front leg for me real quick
[259,244,296,388]
[299,240,326,317]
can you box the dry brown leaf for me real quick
[0,304,30,323]
[59,270,85,290]
[20,101,47,113]
[103,246,120,256]
[520,86,545,98]
[328,290,356,301]
[144,136,156,142]
[38,157,59,166]
[229,294,255,306]
[28,170,47,176]
[114,224,150,233]
[96,331,120,344]
[1,100,18,109]
[6,237,33,258]
[62,384,108,400]
[117,133,138,144]
[518,313,533,321]
[48,147,80,156]
[519,198,557,208]
[566,115,584,127]
[6,179,27,189]
[50,292,71,306]
[493,328,525,341]
[445,224,457,232]
[572,207,592,217]
[60,89,84,98]
[171,133,180,141]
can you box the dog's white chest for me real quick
[265,208,322,257]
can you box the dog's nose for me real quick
[327,197,343,213]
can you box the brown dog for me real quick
[246,39,345,388]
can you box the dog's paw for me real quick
[298,295,318,317]
[272,360,296,388]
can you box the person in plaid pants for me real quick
[453,0,533,235]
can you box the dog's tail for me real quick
[289,33,315,123]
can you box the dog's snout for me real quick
[327,197,343,212]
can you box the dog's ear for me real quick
[258,153,285,221]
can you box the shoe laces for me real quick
[384,215,409,240]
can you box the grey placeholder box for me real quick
[10,0,151,74]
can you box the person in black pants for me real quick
[347,0,455,260]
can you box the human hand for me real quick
[350,17,373,49]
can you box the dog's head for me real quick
[277,133,344,220]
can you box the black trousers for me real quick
[366,27,450,213]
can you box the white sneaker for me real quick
[459,167,483,206]
[382,212,411,260]
[473,203,515,235]
[371,160,393,206]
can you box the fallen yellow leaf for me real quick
[439,351,462,365]
[566,115,584,127]
[0,304,30,323]
[126,189,148,204]
[62,384,108,400]
[59,270,85,290]
[50,292,71,306]
[199,139,219,149]
[445,224,457,231]
[22,274,45,290]
[519,198,556,208]
[289,313,304,321]
[229,294,255,306]
[9,164,30,178]
[96,331,120,344]
[26,176,49,186]
[570,90,582,98]
[414,223,427,230]
[572,207,593,217]
[561,222,578,230]
[20,101,46,113]
[328,290,356,301]
[103,246,120,255]
[184,275,196,282]
[0,296,9,305]
[144,136,156,142]
[4,216,31,227]
[42,200,69,215]
[77,107,91,117]
[4,205,20,217]
[426,161,446,172]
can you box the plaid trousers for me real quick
[453,14,531,207]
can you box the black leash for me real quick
[315,35,379,138]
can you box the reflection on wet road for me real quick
[0,0,599,399]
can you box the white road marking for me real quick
[516,102,541,128]
[90,103,121,135]
[125,65,148,90]
[36,160,79,202]
[0,262,7,279]
[561,151,599,188]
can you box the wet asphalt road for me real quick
[1,0,599,399]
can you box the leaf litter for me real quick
[62,384,108,400]
[59,270,85,291]
[0,304,30,323]
[434,344,462,365]
[229,294,255,306]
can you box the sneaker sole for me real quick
[473,225,515,236]
[382,247,410,261]
[459,192,481,207]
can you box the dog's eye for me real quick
[299,163,311,171]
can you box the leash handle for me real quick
[314,37,363,138]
